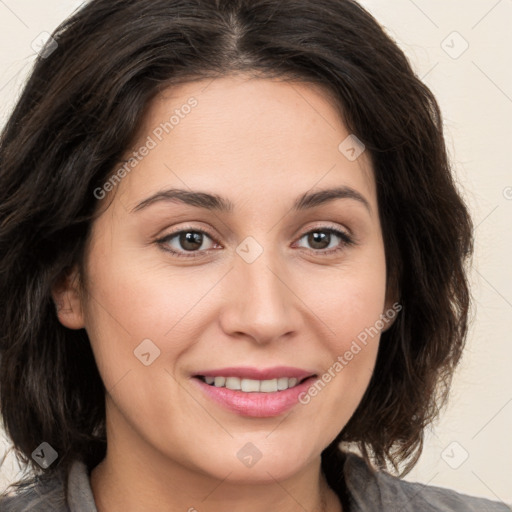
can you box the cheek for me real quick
[302,275,384,389]
[85,216,182,318]
[81,253,208,442]
[294,277,386,448]
[296,243,388,348]
[292,244,387,405]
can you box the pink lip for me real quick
[191,366,318,418]
[193,366,315,381]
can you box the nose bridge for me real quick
[220,236,299,343]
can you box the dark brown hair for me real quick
[0,0,473,495]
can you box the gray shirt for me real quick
[0,452,510,511]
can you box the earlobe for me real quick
[381,310,397,332]
[51,266,86,330]
[381,296,401,333]
[381,271,401,332]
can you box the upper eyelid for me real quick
[160,223,350,238]
[159,226,219,243]
[158,224,353,248]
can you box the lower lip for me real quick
[192,376,318,417]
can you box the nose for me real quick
[218,243,303,345]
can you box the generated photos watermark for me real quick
[93,97,198,200]
[298,302,402,405]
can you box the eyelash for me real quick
[156,225,356,259]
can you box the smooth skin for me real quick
[53,74,396,512]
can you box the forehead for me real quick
[114,75,376,210]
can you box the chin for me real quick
[191,441,316,483]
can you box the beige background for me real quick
[0,0,511,505]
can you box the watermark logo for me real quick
[441,441,469,469]
[32,442,58,469]
[134,338,161,366]
[236,236,264,264]
[236,442,263,468]
[441,31,469,60]
[338,134,366,162]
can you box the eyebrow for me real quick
[131,186,371,215]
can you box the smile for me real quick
[191,367,318,417]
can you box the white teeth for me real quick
[202,376,304,392]
[277,377,289,390]
[225,376,241,390]
[241,378,260,392]
[259,378,278,392]
[214,376,226,387]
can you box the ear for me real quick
[51,265,86,330]
[381,274,401,333]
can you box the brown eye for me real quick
[158,228,219,258]
[307,231,331,250]
[178,231,205,251]
[295,228,354,255]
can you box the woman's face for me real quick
[64,75,392,482]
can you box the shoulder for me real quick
[342,452,511,512]
[0,459,98,511]
[0,470,69,511]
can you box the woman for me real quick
[0,0,508,510]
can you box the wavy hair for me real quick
[0,0,473,495]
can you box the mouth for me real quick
[194,375,313,393]
[191,367,319,417]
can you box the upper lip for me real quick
[193,366,317,381]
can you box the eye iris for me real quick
[308,231,330,250]
[180,231,203,251]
